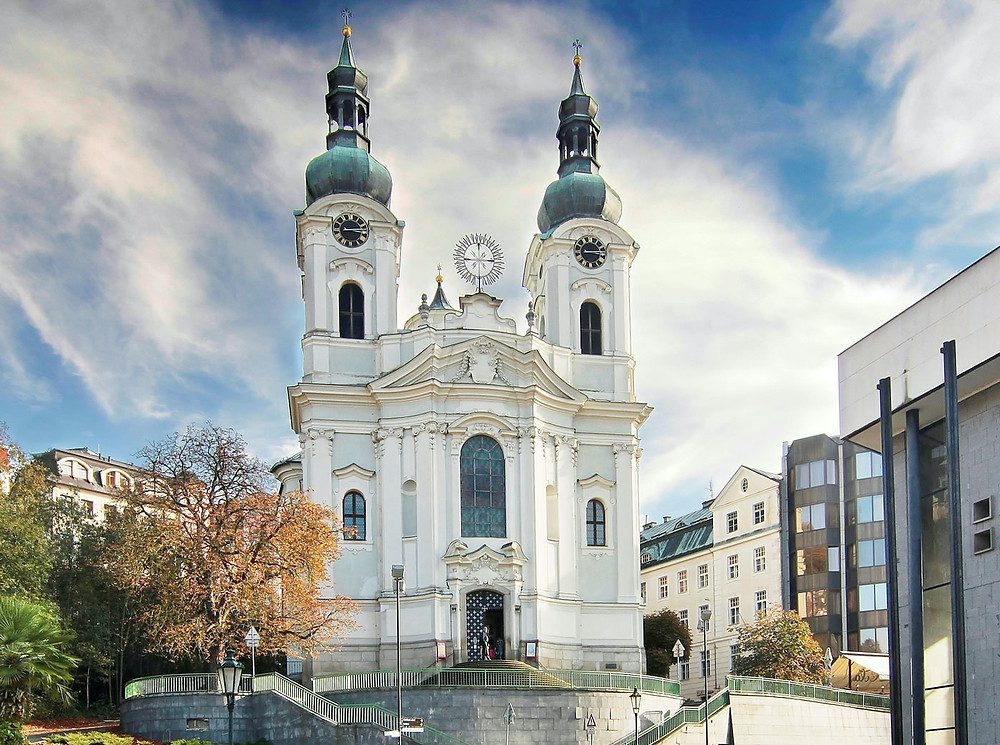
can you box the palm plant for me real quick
[0,596,78,722]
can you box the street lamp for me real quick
[392,564,405,737]
[217,647,243,745]
[698,606,712,745]
[629,687,641,745]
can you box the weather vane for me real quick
[454,233,504,293]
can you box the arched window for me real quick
[586,499,607,546]
[460,435,506,538]
[343,491,366,540]
[339,283,364,339]
[580,301,602,355]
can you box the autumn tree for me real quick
[643,609,692,678]
[729,607,825,683]
[111,424,355,663]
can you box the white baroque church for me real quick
[272,23,651,676]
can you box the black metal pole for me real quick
[703,623,709,745]
[633,708,638,745]
[905,409,925,745]
[227,696,234,745]
[396,577,402,733]
[878,378,904,745]
[941,340,968,745]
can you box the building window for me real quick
[726,511,738,533]
[339,283,365,339]
[586,499,606,546]
[679,659,690,680]
[697,563,709,589]
[678,609,689,628]
[854,494,885,524]
[700,649,712,678]
[828,546,841,571]
[343,491,366,540]
[753,546,765,573]
[678,570,688,594]
[727,554,739,580]
[753,501,765,525]
[640,582,646,602]
[580,301,602,355]
[698,604,710,631]
[795,503,827,532]
[81,500,94,517]
[658,575,669,599]
[855,538,886,568]
[728,597,740,626]
[460,435,506,537]
[855,451,883,480]
[796,547,827,575]
[859,627,889,653]
[755,590,767,615]
[859,582,888,612]
[641,551,653,565]
[794,460,836,489]
[797,589,828,617]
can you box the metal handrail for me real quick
[123,672,253,699]
[727,675,890,710]
[608,688,730,745]
[312,667,681,696]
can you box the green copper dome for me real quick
[306,146,392,206]
[537,171,621,234]
[304,20,392,208]
[536,50,621,233]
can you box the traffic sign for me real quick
[672,639,686,659]
[585,713,598,731]
[401,717,424,733]
[245,626,260,649]
[506,703,516,725]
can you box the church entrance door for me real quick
[466,590,504,662]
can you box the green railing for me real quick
[609,688,730,745]
[727,675,890,710]
[123,673,253,699]
[313,667,681,697]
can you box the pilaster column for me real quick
[614,442,641,603]
[611,252,631,355]
[414,422,443,593]
[375,427,404,591]
[555,434,579,599]
[303,428,335,508]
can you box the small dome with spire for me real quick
[305,14,393,207]
[536,42,621,234]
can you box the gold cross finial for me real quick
[573,39,583,66]
[436,264,444,284]
[342,8,352,37]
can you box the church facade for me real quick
[273,22,650,676]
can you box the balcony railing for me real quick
[727,675,890,710]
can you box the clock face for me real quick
[333,212,370,248]
[574,236,607,269]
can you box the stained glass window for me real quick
[460,435,506,537]
[586,499,606,546]
[343,491,366,540]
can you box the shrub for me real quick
[0,722,28,745]
[45,733,150,745]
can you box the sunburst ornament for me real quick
[453,233,504,292]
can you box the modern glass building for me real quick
[781,434,887,657]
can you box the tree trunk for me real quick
[86,665,91,709]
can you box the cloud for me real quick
[824,0,1000,247]
[0,0,922,518]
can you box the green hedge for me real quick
[0,723,28,745]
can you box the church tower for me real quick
[296,15,402,384]
[523,45,638,402]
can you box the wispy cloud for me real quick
[824,0,1000,248]
[0,0,924,517]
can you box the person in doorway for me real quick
[493,637,504,660]
[480,625,491,660]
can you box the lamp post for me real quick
[698,607,712,745]
[629,687,641,745]
[217,647,243,745]
[392,564,405,736]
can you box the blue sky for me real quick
[1,0,998,519]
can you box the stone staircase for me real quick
[426,659,573,688]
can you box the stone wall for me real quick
[728,692,888,744]
[328,688,684,745]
